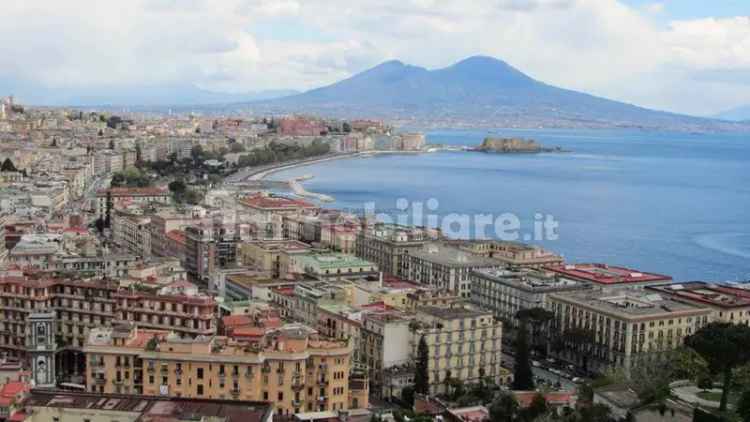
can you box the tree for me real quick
[513,320,535,391]
[51,137,58,147]
[168,180,187,195]
[490,392,519,422]
[579,403,613,422]
[401,385,415,406]
[685,322,750,411]
[1,158,17,172]
[110,173,126,188]
[522,393,548,421]
[415,335,429,395]
[135,142,143,166]
[95,218,105,234]
[230,143,245,153]
[738,390,750,422]
[517,308,554,356]
[109,138,115,149]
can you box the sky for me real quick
[1,0,749,116]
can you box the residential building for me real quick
[111,209,151,258]
[647,282,750,325]
[239,240,312,277]
[547,288,712,372]
[545,264,672,290]
[95,187,170,219]
[84,324,367,415]
[449,240,564,269]
[289,253,379,281]
[412,306,503,395]
[404,243,501,298]
[356,223,439,278]
[470,268,589,327]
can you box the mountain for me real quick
[247,56,748,131]
[715,104,750,122]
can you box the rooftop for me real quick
[417,305,493,320]
[472,268,588,292]
[648,282,750,309]
[297,253,377,271]
[96,187,169,197]
[410,242,499,267]
[23,390,273,422]
[545,263,672,285]
[240,193,317,211]
[550,289,711,319]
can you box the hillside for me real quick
[715,105,750,122]
[247,56,748,131]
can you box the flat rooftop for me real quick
[550,289,710,319]
[240,193,317,210]
[472,268,588,292]
[649,282,750,309]
[243,240,312,252]
[24,390,272,422]
[410,243,499,267]
[418,305,493,320]
[297,253,376,270]
[545,264,672,285]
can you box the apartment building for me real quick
[547,289,712,372]
[470,268,589,327]
[355,223,439,278]
[360,309,413,396]
[239,240,312,277]
[545,263,672,290]
[111,209,151,258]
[647,282,750,325]
[449,240,564,269]
[95,187,170,219]
[404,243,501,298]
[112,284,217,338]
[412,306,503,395]
[84,324,367,415]
[290,253,379,281]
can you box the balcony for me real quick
[317,379,329,386]
[292,400,303,407]
[244,370,254,379]
[94,377,106,385]
[146,366,155,373]
[230,388,240,397]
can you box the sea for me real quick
[270,128,750,282]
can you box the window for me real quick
[197,368,204,379]
[197,385,204,395]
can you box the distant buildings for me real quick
[545,263,672,290]
[355,223,440,278]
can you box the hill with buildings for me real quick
[249,56,749,131]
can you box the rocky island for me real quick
[475,137,562,153]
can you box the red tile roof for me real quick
[239,193,317,211]
[545,263,671,285]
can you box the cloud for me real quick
[0,0,748,114]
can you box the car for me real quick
[572,377,584,384]
[531,360,541,367]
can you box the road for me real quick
[502,352,577,391]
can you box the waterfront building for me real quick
[449,240,564,269]
[547,288,712,372]
[355,223,440,278]
[404,242,501,298]
[545,263,672,290]
[647,282,750,325]
[84,324,367,415]
[240,193,319,218]
[470,268,589,327]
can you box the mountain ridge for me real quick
[248,56,748,132]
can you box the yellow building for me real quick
[647,282,750,325]
[412,306,503,395]
[547,288,712,372]
[84,324,368,416]
[239,240,311,277]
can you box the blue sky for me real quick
[0,0,748,116]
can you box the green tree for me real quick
[685,322,750,411]
[168,180,187,195]
[230,143,245,153]
[401,385,415,406]
[579,403,613,422]
[110,172,126,187]
[51,137,58,147]
[109,138,115,149]
[738,390,750,422]
[513,320,535,391]
[415,335,430,395]
[517,307,555,356]
[490,392,519,422]
[522,393,549,421]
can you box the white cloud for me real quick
[0,0,748,114]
